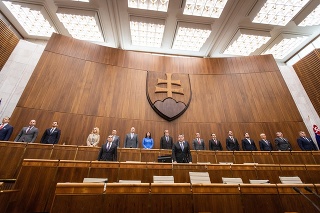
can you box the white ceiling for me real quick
[1,0,319,63]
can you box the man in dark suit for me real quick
[111,129,120,147]
[226,130,240,151]
[193,132,205,150]
[0,116,13,141]
[275,132,292,151]
[172,134,192,163]
[160,129,173,149]
[297,131,318,151]
[97,135,117,161]
[40,121,61,144]
[259,133,273,151]
[209,133,223,151]
[241,132,258,151]
[14,119,38,143]
[124,127,138,148]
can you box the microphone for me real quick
[305,186,320,199]
[292,187,320,212]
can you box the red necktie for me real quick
[198,138,201,144]
[0,124,4,130]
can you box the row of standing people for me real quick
[0,118,60,144]
[94,128,318,151]
[96,129,319,164]
[1,118,318,152]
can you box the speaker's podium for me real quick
[158,155,172,163]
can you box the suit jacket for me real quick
[226,137,240,151]
[172,141,192,163]
[112,135,120,147]
[40,128,61,144]
[97,142,117,161]
[14,126,38,143]
[193,138,205,150]
[160,136,173,149]
[209,139,223,151]
[275,137,292,151]
[124,133,138,148]
[0,124,13,141]
[297,137,318,151]
[241,138,258,151]
[259,139,273,151]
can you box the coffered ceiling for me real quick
[1,0,319,63]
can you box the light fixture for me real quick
[263,34,308,59]
[56,8,104,42]
[128,0,170,12]
[172,22,211,51]
[2,1,56,37]
[71,0,90,2]
[224,29,271,56]
[183,0,229,18]
[298,4,320,26]
[252,0,310,26]
[129,16,165,47]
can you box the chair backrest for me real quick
[189,172,211,184]
[222,177,243,184]
[219,162,233,164]
[196,162,211,164]
[83,178,108,183]
[118,180,142,183]
[153,176,174,183]
[279,176,303,184]
[249,179,270,184]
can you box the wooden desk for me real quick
[151,183,192,213]
[192,184,243,213]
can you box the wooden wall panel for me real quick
[9,34,307,151]
[293,49,320,117]
[0,19,19,71]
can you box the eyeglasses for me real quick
[108,136,113,138]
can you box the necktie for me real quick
[214,140,217,145]
[166,136,168,142]
[198,138,201,144]
[0,124,4,130]
[26,126,31,133]
[264,140,268,145]
[247,139,251,144]
[131,133,133,139]
[107,143,111,150]
[180,142,184,151]
[50,128,54,134]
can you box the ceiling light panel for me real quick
[263,34,308,59]
[224,29,271,56]
[2,1,56,37]
[252,0,310,26]
[298,4,320,26]
[172,23,211,51]
[56,8,104,42]
[128,0,170,12]
[183,0,229,18]
[130,16,165,48]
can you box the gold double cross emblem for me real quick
[155,73,184,97]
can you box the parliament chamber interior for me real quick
[1,0,320,212]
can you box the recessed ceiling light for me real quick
[3,1,56,37]
[252,0,310,26]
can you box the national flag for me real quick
[312,125,320,149]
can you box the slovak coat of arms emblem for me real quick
[146,72,192,121]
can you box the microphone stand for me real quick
[292,187,320,212]
[304,187,320,199]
